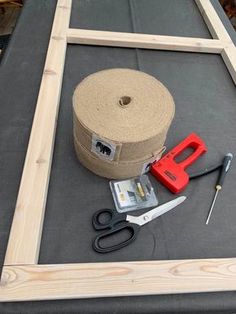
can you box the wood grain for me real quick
[1,258,236,301]
[67,28,224,53]
[4,0,72,265]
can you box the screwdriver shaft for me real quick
[206,186,221,225]
[205,153,233,225]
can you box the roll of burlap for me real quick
[73,68,175,179]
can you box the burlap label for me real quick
[91,134,117,161]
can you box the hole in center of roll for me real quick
[119,96,132,107]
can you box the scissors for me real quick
[92,196,186,253]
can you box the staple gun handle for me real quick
[170,133,207,170]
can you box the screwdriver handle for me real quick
[217,153,233,188]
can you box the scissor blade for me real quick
[127,196,186,226]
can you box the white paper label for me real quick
[91,134,116,161]
[113,180,138,209]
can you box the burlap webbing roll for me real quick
[73,68,175,179]
[74,136,164,179]
[73,120,167,162]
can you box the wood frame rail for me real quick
[1,0,236,302]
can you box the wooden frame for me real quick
[1,0,236,302]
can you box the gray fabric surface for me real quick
[1,0,236,313]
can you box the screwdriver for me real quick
[206,153,233,225]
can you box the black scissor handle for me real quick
[92,208,127,230]
[93,222,140,253]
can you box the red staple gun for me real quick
[150,133,207,193]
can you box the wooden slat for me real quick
[67,28,224,53]
[4,0,72,265]
[1,258,236,301]
[196,0,236,85]
[221,44,236,84]
[195,0,232,41]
